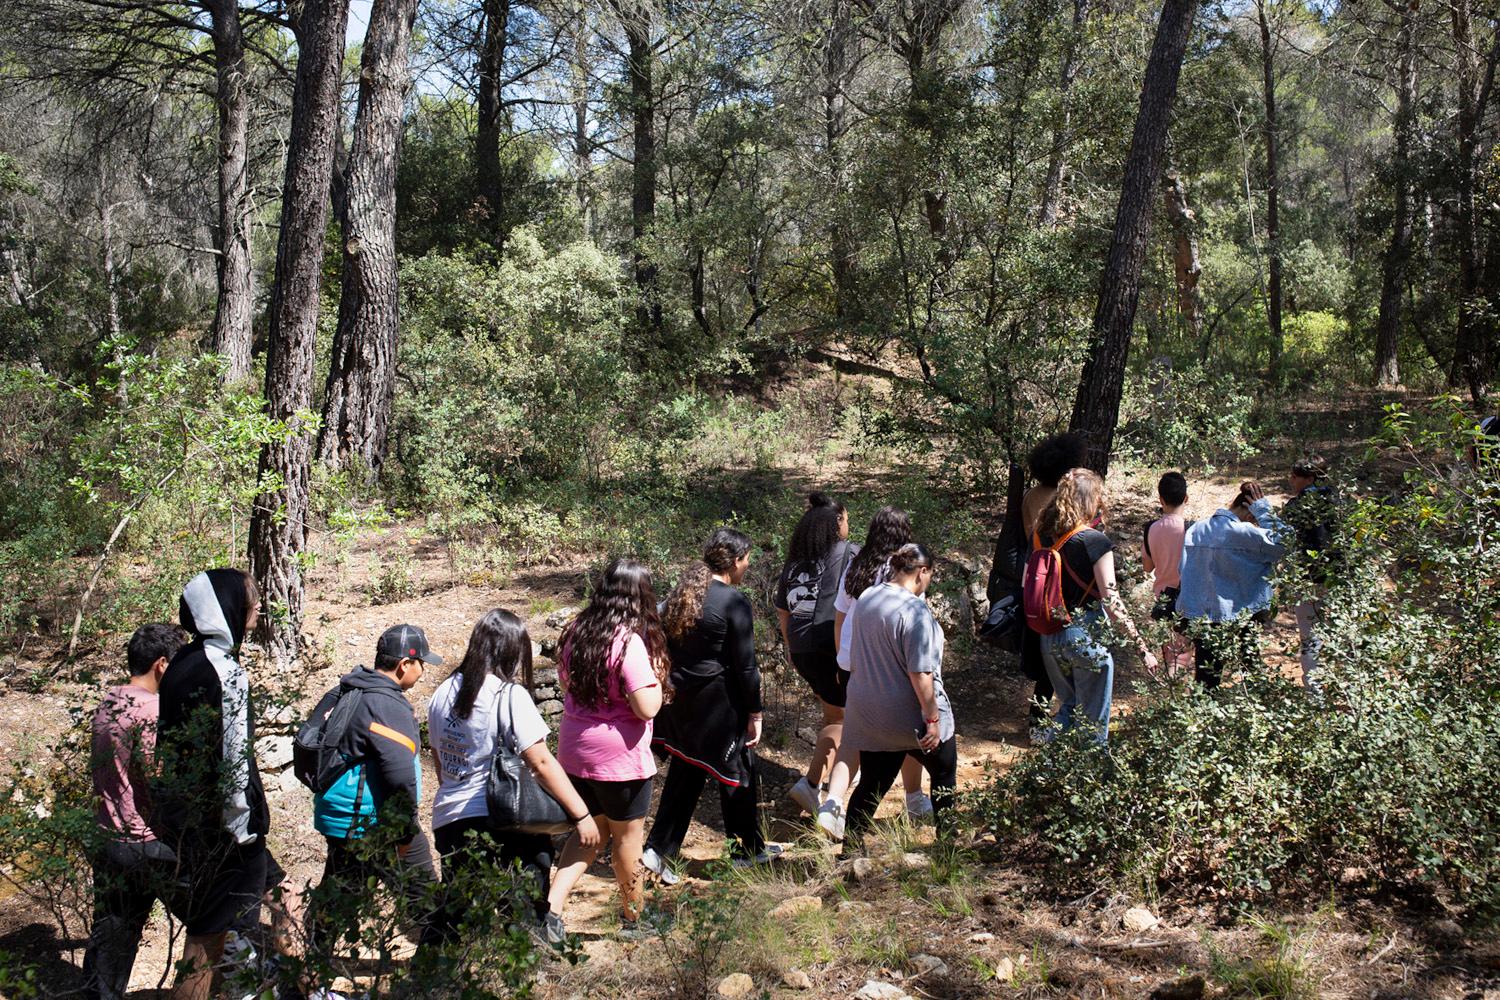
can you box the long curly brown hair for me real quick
[560,559,671,709]
[663,528,752,640]
[1037,468,1106,541]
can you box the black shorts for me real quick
[176,836,280,936]
[568,774,653,822]
[791,649,846,708]
[1150,587,1181,623]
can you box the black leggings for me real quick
[434,816,554,926]
[646,750,763,860]
[846,737,959,840]
[1192,619,1261,688]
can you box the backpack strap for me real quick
[1052,525,1098,601]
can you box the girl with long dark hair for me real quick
[774,494,853,815]
[642,528,780,883]
[816,506,929,839]
[427,609,600,944]
[545,560,667,934]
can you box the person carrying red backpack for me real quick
[1023,469,1157,743]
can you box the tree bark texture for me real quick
[1257,0,1283,373]
[249,0,352,668]
[1039,0,1091,227]
[476,0,511,246]
[318,0,418,474]
[207,0,255,383]
[1161,169,1203,344]
[1373,0,1416,388]
[1068,0,1197,476]
[825,0,858,320]
[1446,0,1488,400]
[616,0,661,337]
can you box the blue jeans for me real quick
[1039,608,1114,743]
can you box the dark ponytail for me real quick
[663,527,752,639]
[846,506,912,598]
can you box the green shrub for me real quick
[1115,363,1259,472]
[972,410,1500,916]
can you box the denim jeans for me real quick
[1038,608,1114,743]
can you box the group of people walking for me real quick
[78,415,1500,999]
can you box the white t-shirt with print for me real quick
[428,672,550,831]
[834,555,891,671]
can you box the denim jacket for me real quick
[1176,498,1289,622]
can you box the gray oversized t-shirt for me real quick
[842,582,954,752]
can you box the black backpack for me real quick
[293,683,366,793]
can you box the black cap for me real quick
[376,624,444,667]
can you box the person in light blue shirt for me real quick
[1177,481,1289,687]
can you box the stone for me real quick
[994,957,1016,982]
[537,699,564,718]
[910,954,948,978]
[544,607,579,629]
[848,857,876,882]
[532,666,559,688]
[1430,918,1464,948]
[716,973,754,998]
[783,969,812,990]
[258,735,294,771]
[968,932,994,944]
[837,900,864,915]
[540,637,559,659]
[770,895,823,920]
[854,982,911,1000]
[1122,907,1159,933]
[899,852,930,872]
[1149,974,1205,1000]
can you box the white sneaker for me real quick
[906,792,934,818]
[815,799,846,841]
[731,843,785,868]
[641,846,680,886]
[789,776,822,815]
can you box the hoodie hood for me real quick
[339,665,405,697]
[180,569,251,651]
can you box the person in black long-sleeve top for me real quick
[642,528,779,880]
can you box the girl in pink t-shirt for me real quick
[546,558,668,933]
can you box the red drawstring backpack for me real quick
[1022,525,1096,634]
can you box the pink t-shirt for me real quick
[557,629,659,781]
[1144,514,1187,593]
[91,685,158,842]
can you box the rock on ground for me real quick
[854,982,911,1000]
[1150,973,1205,1000]
[910,954,949,978]
[716,972,755,998]
[899,852,930,872]
[1122,906,1160,933]
[782,969,812,990]
[769,895,823,920]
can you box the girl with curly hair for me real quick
[642,528,780,883]
[546,559,668,934]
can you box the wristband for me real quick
[568,812,589,826]
[925,717,940,725]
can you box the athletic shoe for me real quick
[906,791,934,818]
[815,799,846,841]
[641,846,681,885]
[789,776,822,815]
[533,911,567,951]
[731,843,785,868]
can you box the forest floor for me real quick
[0,381,1497,999]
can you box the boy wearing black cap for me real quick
[307,624,443,954]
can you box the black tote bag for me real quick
[485,683,573,835]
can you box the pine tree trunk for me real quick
[1068,0,1197,476]
[1161,168,1203,343]
[249,0,352,668]
[616,0,661,337]
[318,0,417,474]
[208,0,254,383]
[1257,0,1283,374]
[1039,0,1091,227]
[1373,1,1415,388]
[1447,0,1487,401]
[476,0,510,246]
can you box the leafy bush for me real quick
[972,410,1500,916]
[1114,363,1259,472]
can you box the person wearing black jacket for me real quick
[642,528,779,882]
[307,625,443,956]
[153,569,292,1000]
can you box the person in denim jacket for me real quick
[1177,480,1290,686]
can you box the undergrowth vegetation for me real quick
[974,406,1500,917]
